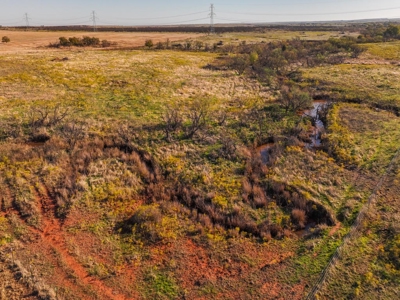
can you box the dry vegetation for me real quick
[0,25,399,299]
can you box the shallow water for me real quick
[303,101,328,148]
[256,143,274,164]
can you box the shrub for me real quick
[194,40,203,50]
[386,234,400,269]
[291,208,307,228]
[68,37,83,46]
[279,86,313,113]
[1,36,10,43]
[145,39,154,48]
[155,41,165,49]
[101,39,112,47]
[125,205,179,244]
[56,36,108,48]
[59,37,70,46]
[82,36,100,46]
[383,25,399,40]
[229,54,251,75]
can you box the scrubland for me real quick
[0,26,399,299]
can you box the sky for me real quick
[0,0,400,26]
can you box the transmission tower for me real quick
[209,4,215,34]
[90,11,97,32]
[24,13,30,29]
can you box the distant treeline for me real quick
[4,24,369,33]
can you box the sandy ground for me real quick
[0,29,200,53]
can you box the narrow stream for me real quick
[303,100,328,148]
[257,100,329,160]
[256,100,329,238]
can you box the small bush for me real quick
[56,36,108,48]
[2,36,10,43]
[101,40,112,47]
[59,36,70,46]
[145,39,154,48]
[82,36,100,46]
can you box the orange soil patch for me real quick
[38,186,132,300]
[260,251,295,268]
[179,239,230,285]
[0,29,201,53]
[62,204,140,299]
[328,222,341,236]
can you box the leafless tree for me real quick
[59,120,87,150]
[28,104,70,128]
[184,99,210,139]
[162,106,182,141]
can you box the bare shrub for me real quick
[291,208,307,228]
[59,120,87,150]
[279,86,313,113]
[184,98,211,139]
[218,133,237,160]
[28,104,70,129]
[31,127,50,142]
[162,106,182,141]
[252,185,267,208]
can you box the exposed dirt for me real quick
[1,182,137,300]
[36,185,132,300]
[328,222,341,236]
[163,238,300,299]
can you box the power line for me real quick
[216,0,367,7]
[147,17,210,26]
[106,10,209,21]
[96,17,209,26]
[209,4,216,34]
[0,21,25,26]
[34,16,90,22]
[29,20,92,26]
[220,6,400,17]
[24,13,30,29]
[90,11,97,32]
[2,4,399,27]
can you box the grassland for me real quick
[316,105,400,299]
[302,64,400,108]
[0,28,399,299]
[362,41,400,60]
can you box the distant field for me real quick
[302,63,400,108]
[362,41,400,60]
[0,29,200,52]
[0,28,360,53]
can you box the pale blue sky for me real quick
[1,0,399,26]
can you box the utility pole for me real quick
[24,13,30,30]
[209,4,215,34]
[90,11,97,32]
